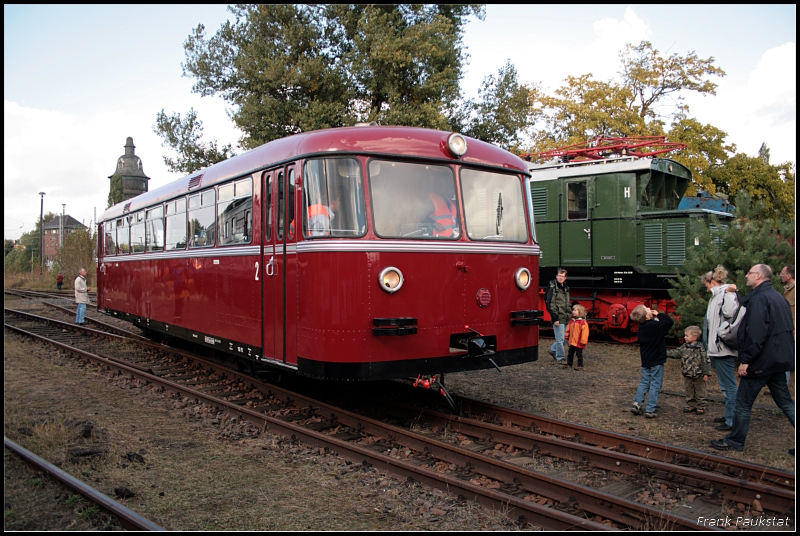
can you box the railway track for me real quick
[4,437,164,531]
[5,305,795,530]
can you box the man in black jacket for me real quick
[711,264,795,452]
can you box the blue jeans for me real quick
[635,364,664,413]
[76,303,87,324]
[711,357,738,426]
[551,322,566,361]
[724,371,795,449]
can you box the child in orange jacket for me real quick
[565,304,590,370]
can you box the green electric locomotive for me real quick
[527,149,734,342]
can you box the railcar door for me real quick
[262,165,299,368]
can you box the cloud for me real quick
[4,97,242,240]
[746,42,796,129]
[684,42,796,164]
[585,7,652,82]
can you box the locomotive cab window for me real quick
[462,169,527,242]
[218,178,253,245]
[189,189,216,248]
[165,197,187,250]
[146,206,164,252]
[369,160,457,240]
[304,158,365,238]
[566,181,588,220]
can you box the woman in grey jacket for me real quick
[702,265,740,430]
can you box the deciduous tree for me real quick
[177,4,483,151]
[153,108,235,174]
[461,60,539,151]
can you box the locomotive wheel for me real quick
[608,333,639,344]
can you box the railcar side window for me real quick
[146,206,164,252]
[116,218,130,254]
[218,178,253,246]
[304,158,366,238]
[566,181,588,220]
[188,189,216,248]
[369,160,455,239]
[462,169,527,243]
[130,211,146,253]
[165,198,187,250]
[105,220,116,255]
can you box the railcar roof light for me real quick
[379,267,404,293]
[447,133,468,158]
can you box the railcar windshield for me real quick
[369,160,459,240]
[303,158,366,238]
[461,169,528,243]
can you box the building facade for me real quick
[43,215,87,268]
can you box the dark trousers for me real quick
[725,371,795,448]
[57,282,63,290]
[567,345,583,367]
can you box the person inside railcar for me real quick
[701,265,740,432]
[302,157,366,238]
[426,189,459,238]
[667,325,711,415]
[630,304,674,419]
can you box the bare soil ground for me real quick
[447,337,796,472]
[4,330,795,531]
[3,333,514,531]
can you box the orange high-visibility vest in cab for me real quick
[307,204,333,236]
[428,193,457,238]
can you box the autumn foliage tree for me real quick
[52,229,96,286]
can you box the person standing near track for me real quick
[629,305,674,419]
[701,265,740,432]
[74,268,90,325]
[711,264,795,452]
[545,268,571,364]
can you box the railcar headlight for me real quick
[515,267,532,291]
[379,267,404,293]
[447,133,468,158]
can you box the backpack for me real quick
[716,293,746,349]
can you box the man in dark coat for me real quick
[711,264,795,452]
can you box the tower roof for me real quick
[109,137,150,180]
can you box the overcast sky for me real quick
[4,4,796,240]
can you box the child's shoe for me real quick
[695,408,705,415]
[574,366,583,371]
[645,411,659,419]
[683,407,696,413]
[631,402,644,416]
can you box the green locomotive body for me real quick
[527,156,733,342]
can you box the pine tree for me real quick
[668,190,795,334]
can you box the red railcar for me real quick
[97,125,542,384]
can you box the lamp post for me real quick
[38,191,45,274]
[61,204,66,247]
